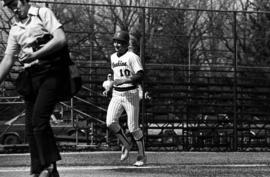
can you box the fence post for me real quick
[140,7,147,141]
[88,3,95,96]
[233,11,238,151]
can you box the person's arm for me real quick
[21,7,67,63]
[20,28,67,62]
[0,54,16,84]
[33,28,67,59]
[114,70,144,86]
[102,76,114,97]
[102,87,111,97]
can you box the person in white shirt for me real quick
[102,73,114,97]
[0,0,69,176]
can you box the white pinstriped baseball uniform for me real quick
[106,51,143,133]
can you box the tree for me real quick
[0,8,13,57]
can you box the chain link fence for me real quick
[1,1,270,151]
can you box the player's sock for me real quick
[115,128,132,148]
[136,138,145,157]
[134,138,147,166]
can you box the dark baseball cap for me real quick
[3,0,14,6]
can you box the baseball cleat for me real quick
[133,155,147,166]
[120,142,133,161]
[52,170,60,177]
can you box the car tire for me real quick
[3,135,20,145]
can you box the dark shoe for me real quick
[51,169,60,177]
[39,164,60,177]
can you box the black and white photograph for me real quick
[0,0,270,176]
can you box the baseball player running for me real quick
[103,30,146,166]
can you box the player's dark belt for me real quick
[113,85,137,92]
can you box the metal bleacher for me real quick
[1,62,270,152]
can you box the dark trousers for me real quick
[24,67,68,174]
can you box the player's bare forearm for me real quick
[130,70,144,84]
[113,78,131,86]
[102,89,111,97]
[0,54,15,84]
[114,71,144,86]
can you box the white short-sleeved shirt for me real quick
[102,80,113,90]
[111,51,143,88]
[5,6,62,58]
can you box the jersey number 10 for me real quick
[120,69,131,77]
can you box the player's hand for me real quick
[145,91,151,100]
[103,90,109,97]
[19,51,36,64]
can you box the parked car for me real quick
[0,112,78,145]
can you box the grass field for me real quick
[0,151,270,177]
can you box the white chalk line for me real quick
[0,164,269,172]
